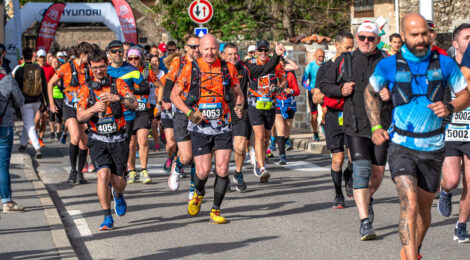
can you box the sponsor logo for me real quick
[40,8,102,17]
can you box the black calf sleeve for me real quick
[194,174,208,196]
[331,170,343,196]
[276,136,286,156]
[213,175,229,209]
[78,149,88,173]
[69,144,79,171]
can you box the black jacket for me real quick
[320,49,392,138]
[14,62,48,105]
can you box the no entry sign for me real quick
[188,0,213,24]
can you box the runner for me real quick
[302,49,325,141]
[125,47,152,184]
[317,30,355,207]
[76,48,138,230]
[48,57,65,142]
[36,49,55,146]
[222,42,285,191]
[165,35,201,195]
[388,33,403,56]
[171,34,244,223]
[48,42,93,184]
[365,13,470,258]
[320,21,392,240]
[438,23,470,243]
[248,40,286,183]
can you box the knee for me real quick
[331,157,343,171]
[443,174,460,190]
[138,135,148,147]
[216,163,229,176]
[70,136,80,145]
[353,159,371,189]
[97,170,110,183]
[181,153,192,165]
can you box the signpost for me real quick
[188,0,213,37]
[194,27,208,38]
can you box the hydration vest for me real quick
[69,60,90,87]
[185,60,232,107]
[248,73,278,98]
[162,56,187,103]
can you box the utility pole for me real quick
[0,0,4,43]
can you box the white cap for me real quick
[357,21,379,35]
[57,51,66,57]
[37,49,47,57]
[247,45,256,53]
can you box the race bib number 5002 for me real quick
[446,125,470,142]
[452,109,470,124]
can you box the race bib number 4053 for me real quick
[446,124,470,142]
[199,103,222,120]
[452,109,470,124]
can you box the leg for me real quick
[0,127,14,204]
[21,103,41,149]
[252,124,266,169]
[233,136,247,173]
[151,118,159,148]
[66,118,80,172]
[128,135,137,171]
[458,156,470,223]
[274,114,286,157]
[137,128,149,169]
[110,174,127,194]
[213,149,232,210]
[164,128,176,158]
[285,118,293,138]
[96,168,112,210]
[311,112,318,133]
[331,151,345,197]
[416,187,436,250]
[441,157,462,192]
[177,140,193,165]
[370,165,385,196]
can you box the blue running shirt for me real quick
[302,61,321,91]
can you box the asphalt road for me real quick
[31,137,469,260]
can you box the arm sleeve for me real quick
[14,67,23,92]
[314,65,327,90]
[246,53,281,78]
[319,58,344,98]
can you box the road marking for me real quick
[278,161,330,172]
[67,209,93,237]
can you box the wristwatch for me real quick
[446,103,455,114]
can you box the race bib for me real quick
[256,97,273,110]
[96,117,117,135]
[136,98,148,111]
[72,97,78,109]
[338,112,343,126]
[452,108,470,124]
[445,124,470,142]
[199,103,222,120]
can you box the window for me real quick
[354,0,374,18]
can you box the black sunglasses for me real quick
[109,49,124,54]
[258,49,269,53]
[358,35,377,42]
[187,45,199,50]
[128,57,140,61]
[167,48,177,52]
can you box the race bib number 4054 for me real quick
[446,124,470,142]
[96,117,117,134]
[199,103,222,120]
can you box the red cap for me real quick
[158,43,167,53]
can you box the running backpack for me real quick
[162,56,186,103]
[22,63,42,97]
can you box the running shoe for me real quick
[259,167,271,183]
[60,133,67,144]
[188,182,195,202]
[266,148,273,158]
[87,163,95,173]
[360,219,377,241]
[210,209,227,224]
[320,123,325,136]
[35,149,42,159]
[277,154,287,165]
[38,139,45,147]
[99,215,114,230]
[139,169,152,184]
[244,152,250,164]
[49,132,55,140]
[333,195,345,209]
[2,201,25,213]
[18,145,26,153]
[249,148,256,166]
[82,162,89,173]
[368,197,374,223]
[187,191,203,216]
[67,170,77,184]
[168,163,180,191]
[154,143,161,151]
[437,189,452,217]
[179,168,187,179]
[127,170,137,184]
[233,173,247,192]
[112,188,127,217]
[269,140,276,152]
[76,171,87,184]
[285,139,293,151]
[55,132,61,142]
[313,133,320,142]
[454,222,470,243]
[163,158,172,174]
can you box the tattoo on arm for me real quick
[395,176,417,246]
[364,83,382,127]
[124,93,136,104]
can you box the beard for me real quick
[406,42,430,57]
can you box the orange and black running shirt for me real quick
[56,59,91,109]
[247,57,285,106]
[176,58,239,135]
[77,78,132,140]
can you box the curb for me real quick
[291,137,329,154]
[21,153,78,259]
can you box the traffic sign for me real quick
[195,27,209,38]
[188,0,213,24]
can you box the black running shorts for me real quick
[49,98,63,124]
[445,141,470,159]
[88,138,129,176]
[132,110,151,134]
[63,104,77,122]
[174,112,190,142]
[248,106,275,130]
[346,135,388,166]
[190,131,233,157]
[232,116,251,138]
[275,108,295,120]
[325,108,345,153]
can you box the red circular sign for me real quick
[188,0,213,24]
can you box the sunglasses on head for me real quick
[358,35,376,42]
[128,57,140,61]
[187,45,199,50]
[258,48,269,53]
[109,49,124,54]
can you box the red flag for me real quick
[36,3,66,52]
[112,0,138,44]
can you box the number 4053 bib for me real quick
[199,103,222,120]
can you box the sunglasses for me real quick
[167,48,177,52]
[109,49,124,54]
[128,57,140,61]
[187,45,199,50]
[258,49,269,53]
[90,65,107,71]
[248,51,255,54]
[358,35,377,42]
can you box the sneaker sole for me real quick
[99,226,113,231]
[332,205,344,209]
[3,210,25,213]
[210,219,227,224]
[361,233,377,241]
[260,171,271,183]
[141,179,152,184]
[454,235,470,243]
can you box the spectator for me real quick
[244,45,256,62]
[13,47,48,158]
[388,33,403,55]
[0,54,25,212]
[427,20,448,55]
[36,49,55,146]
[158,43,169,73]
[0,43,12,74]
[123,41,131,62]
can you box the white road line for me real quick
[277,161,330,172]
[66,209,93,238]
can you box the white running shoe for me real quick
[168,163,180,191]
[249,148,256,166]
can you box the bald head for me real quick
[199,33,219,64]
[314,49,325,65]
[400,12,430,57]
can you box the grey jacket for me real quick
[0,75,25,127]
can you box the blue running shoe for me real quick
[60,133,67,144]
[269,140,276,152]
[99,215,114,230]
[112,188,127,217]
[313,133,320,142]
[454,222,470,243]
[437,189,452,217]
[277,154,287,165]
[285,139,293,151]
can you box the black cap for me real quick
[256,40,269,50]
[107,40,123,49]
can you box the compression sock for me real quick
[190,162,196,183]
[175,157,184,171]
[77,149,88,173]
[212,175,229,210]
[194,174,208,197]
[270,135,275,145]
[69,144,79,171]
[276,136,286,156]
[331,170,343,196]
[103,209,112,217]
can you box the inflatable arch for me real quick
[5,2,125,69]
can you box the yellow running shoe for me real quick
[188,192,203,216]
[210,209,227,224]
[139,169,152,184]
[127,170,137,184]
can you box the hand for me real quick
[274,42,286,56]
[92,101,106,113]
[428,101,450,117]
[234,105,243,118]
[162,101,172,111]
[371,128,389,145]
[379,88,391,101]
[189,110,203,124]
[99,92,119,103]
[341,82,355,96]
[312,88,325,104]
[50,104,57,113]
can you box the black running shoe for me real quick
[67,170,77,184]
[233,173,247,192]
[50,133,56,140]
[360,219,377,241]
[333,194,345,209]
[76,171,88,184]
[368,197,375,224]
